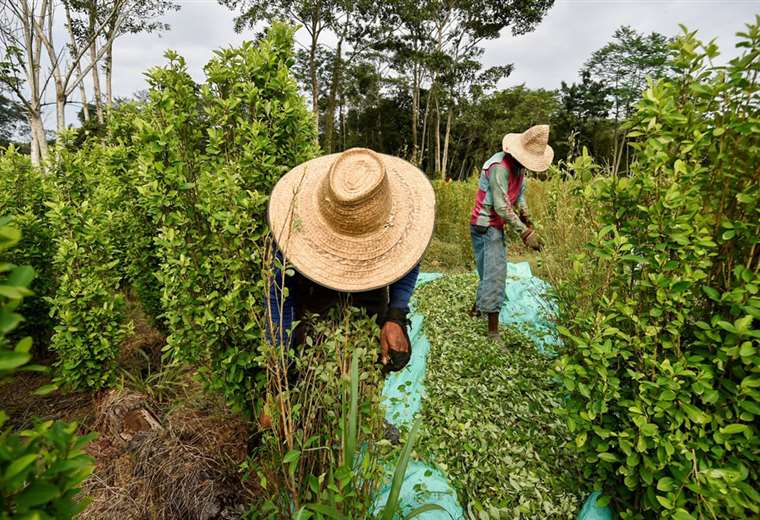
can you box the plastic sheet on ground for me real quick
[382,272,441,428]
[576,492,613,520]
[500,262,562,355]
[377,266,611,520]
[373,460,464,519]
[377,272,463,519]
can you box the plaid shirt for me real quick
[470,152,529,234]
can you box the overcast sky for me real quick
[53,0,759,127]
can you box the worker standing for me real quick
[469,125,553,341]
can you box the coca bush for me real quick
[557,22,760,518]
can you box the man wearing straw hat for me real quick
[469,124,553,342]
[267,148,435,372]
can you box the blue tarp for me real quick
[377,272,463,519]
[501,262,562,355]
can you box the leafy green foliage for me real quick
[423,176,558,272]
[0,219,35,381]
[451,86,560,179]
[422,178,478,272]
[134,22,317,411]
[556,21,760,518]
[295,353,431,520]
[256,306,389,517]
[0,93,27,145]
[0,220,95,520]
[101,101,166,327]
[0,419,96,520]
[46,138,134,390]
[554,72,614,161]
[0,147,56,346]
[415,274,582,517]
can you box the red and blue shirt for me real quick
[470,152,529,234]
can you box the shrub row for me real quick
[557,24,759,519]
[0,220,95,519]
[0,23,315,411]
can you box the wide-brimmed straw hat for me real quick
[502,124,554,172]
[268,148,435,292]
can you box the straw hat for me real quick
[268,148,435,292]
[502,124,554,172]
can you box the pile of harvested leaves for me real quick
[415,273,582,518]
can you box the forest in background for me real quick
[2,0,672,177]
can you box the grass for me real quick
[415,273,583,518]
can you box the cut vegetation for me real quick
[416,274,581,517]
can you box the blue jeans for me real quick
[470,224,506,313]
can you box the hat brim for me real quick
[268,153,436,292]
[502,133,554,172]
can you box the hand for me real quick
[521,228,543,252]
[380,321,409,366]
[519,210,533,229]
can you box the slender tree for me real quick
[583,26,671,121]
[30,0,131,131]
[582,25,671,171]
[0,0,51,164]
[99,0,179,108]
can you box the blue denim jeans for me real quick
[470,224,506,313]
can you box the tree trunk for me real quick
[105,40,114,108]
[411,65,420,164]
[65,2,89,121]
[309,27,319,143]
[55,88,66,132]
[89,8,104,124]
[324,38,342,154]
[419,85,434,171]
[458,157,468,180]
[30,112,48,165]
[30,117,40,167]
[434,96,441,178]
[458,136,473,180]
[78,70,90,121]
[339,85,346,150]
[90,43,104,124]
[441,108,453,179]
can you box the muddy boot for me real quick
[487,312,501,342]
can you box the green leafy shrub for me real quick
[134,22,317,411]
[0,219,95,520]
[532,150,601,294]
[256,306,389,517]
[46,138,133,390]
[0,147,56,346]
[101,103,166,327]
[556,21,760,518]
[424,178,478,272]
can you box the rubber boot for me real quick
[487,312,501,342]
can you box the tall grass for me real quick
[423,178,478,272]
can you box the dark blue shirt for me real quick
[268,258,419,345]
